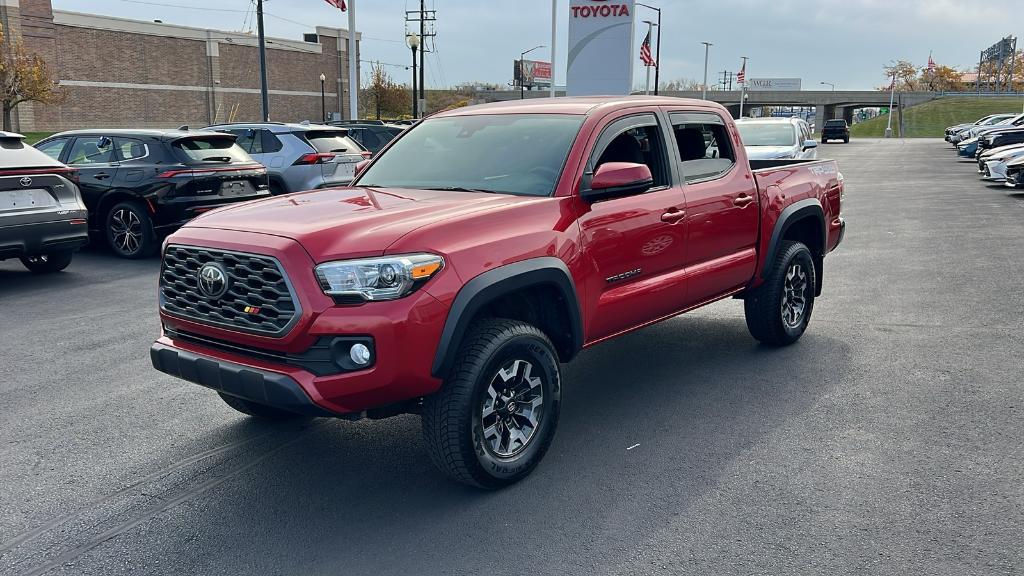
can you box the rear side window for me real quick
[172,137,253,165]
[67,136,115,165]
[113,138,149,163]
[669,113,735,183]
[261,130,283,153]
[304,130,364,153]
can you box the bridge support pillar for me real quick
[841,106,855,124]
[814,105,836,133]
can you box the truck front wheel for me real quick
[422,318,561,489]
[744,240,816,346]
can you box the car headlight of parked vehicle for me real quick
[314,253,444,301]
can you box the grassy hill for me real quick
[851,97,1024,138]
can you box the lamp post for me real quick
[407,33,420,118]
[636,3,661,95]
[520,44,545,99]
[319,73,326,123]
[820,81,835,92]
[701,41,712,100]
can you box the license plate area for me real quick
[0,188,57,211]
[219,180,255,197]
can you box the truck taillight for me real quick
[293,153,336,165]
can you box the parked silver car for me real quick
[980,144,1024,181]
[205,122,369,194]
[734,117,817,160]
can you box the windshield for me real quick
[736,123,797,147]
[355,114,585,196]
[305,130,364,154]
[825,120,846,127]
[172,137,253,165]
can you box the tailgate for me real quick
[0,171,82,227]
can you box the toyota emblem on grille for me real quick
[197,262,229,299]
[19,176,32,187]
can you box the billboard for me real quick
[747,78,802,91]
[567,0,635,96]
[515,59,553,87]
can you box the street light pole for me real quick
[642,20,655,95]
[407,33,420,117]
[820,81,835,93]
[519,45,545,100]
[637,3,661,95]
[319,73,326,123]
[885,72,896,138]
[701,41,712,100]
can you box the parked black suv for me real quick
[337,123,405,154]
[1,131,89,273]
[821,119,850,144]
[35,129,270,258]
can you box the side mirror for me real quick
[802,140,818,150]
[584,162,653,199]
[97,136,112,149]
[354,159,370,177]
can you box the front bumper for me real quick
[0,217,89,260]
[981,161,1007,181]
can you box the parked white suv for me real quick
[734,117,817,160]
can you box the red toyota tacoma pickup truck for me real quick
[151,96,845,488]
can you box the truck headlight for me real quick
[314,253,444,301]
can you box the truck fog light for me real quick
[350,343,372,365]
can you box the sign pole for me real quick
[738,56,747,118]
[644,21,652,95]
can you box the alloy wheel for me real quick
[110,208,143,255]
[480,359,544,458]
[781,262,808,327]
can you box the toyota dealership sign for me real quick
[567,0,636,96]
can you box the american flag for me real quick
[640,30,656,67]
[737,60,746,84]
[325,0,347,10]
[927,53,936,73]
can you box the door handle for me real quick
[94,172,111,180]
[661,208,686,223]
[733,193,754,207]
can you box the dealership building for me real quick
[0,0,360,132]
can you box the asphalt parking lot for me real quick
[2,138,1022,575]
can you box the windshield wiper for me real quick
[200,156,232,162]
[422,186,497,194]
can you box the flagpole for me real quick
[644,21,653,95]
[738,56,748,118]
[348,0,358,120]
[550,0,556,98]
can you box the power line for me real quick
[113,0,248,12]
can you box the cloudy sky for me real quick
[53,0,1019,90]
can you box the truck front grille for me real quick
[160,245,300,337]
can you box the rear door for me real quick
[65,135,119,211]
[576,111,689,341]
[304,129,366,184]
[665,110,759,305]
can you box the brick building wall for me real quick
[0,0,359,131]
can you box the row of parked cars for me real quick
[945,112,1024,186]
[0,120,406,271]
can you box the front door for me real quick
[576,112,689,341]
[665,110,759,305]
[65,135,119,220]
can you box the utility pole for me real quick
[256,0,270,121]
[406,5,435,116]
[701,41,712,100]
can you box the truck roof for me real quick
[431,95,723,118]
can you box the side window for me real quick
[67,136,115,165]
[669,113,735,184]
[36,138,68,161]
[261,130,283,153]
[589,113,670,190]
[113,137,149,163]
[228,129,258,154]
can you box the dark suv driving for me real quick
[821,119,850,144]
[35,129,270,258]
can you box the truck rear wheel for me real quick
[422,318,561,489]
[744,240,816,346]
[217,392,303,420]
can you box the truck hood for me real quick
[745,145,798,160]
[184,186,535,262]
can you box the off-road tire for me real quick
[106,201,156,259]
[422,318,561,489]
[218,392,303,420]
[744,240,816,346]
[20,250,74,273]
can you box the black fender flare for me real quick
[762,198,826,275]
[430,257,584,379]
